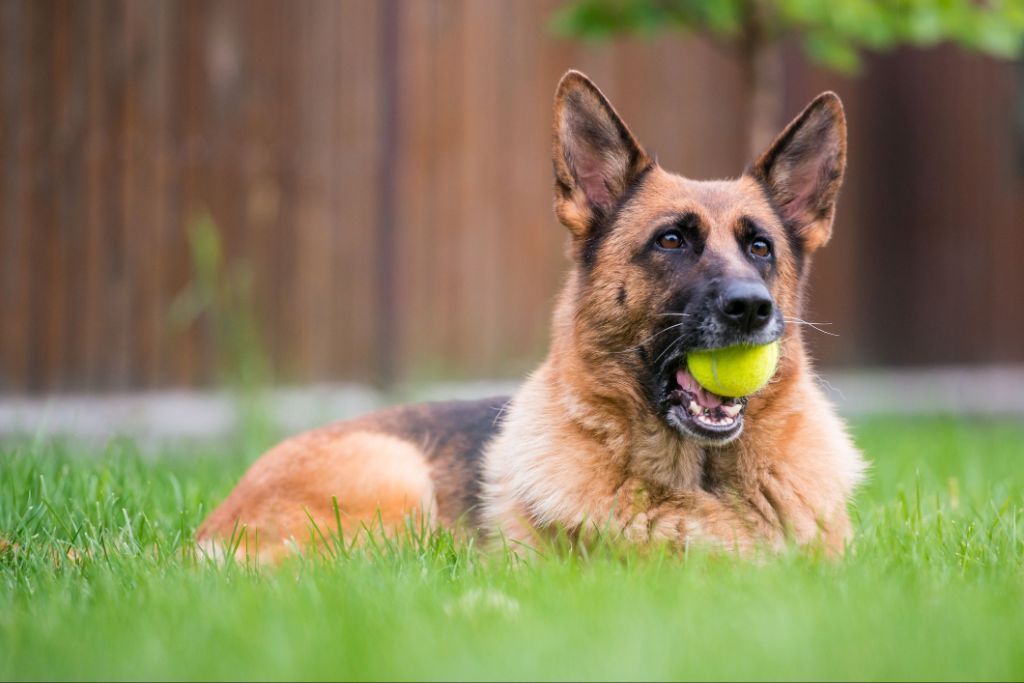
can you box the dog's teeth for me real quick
[688,400,701,416]
[722,403,743,418]
[694,410,737,428]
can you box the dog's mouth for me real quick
[663,365,747,445]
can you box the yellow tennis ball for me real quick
[686,342,780,398]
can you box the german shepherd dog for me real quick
[198,71,866,559]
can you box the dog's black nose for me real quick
[719,280,774,333]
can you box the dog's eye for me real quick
[749,239,772,258]
[657,231,685,250]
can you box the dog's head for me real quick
[552,71,846,446]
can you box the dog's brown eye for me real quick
[750,239,771,258]
[658,231,684,250]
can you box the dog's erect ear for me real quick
[750,92,847,253]
[552,71,651,237]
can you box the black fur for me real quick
[370,397,510,529]
[579,163,654,271]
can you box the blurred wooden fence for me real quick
[1,0,1022,393]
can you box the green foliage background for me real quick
[553,0,1024,73]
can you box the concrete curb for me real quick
[1,367,1021,443]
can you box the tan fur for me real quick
[198,429,436,561]
[198,71,866,560]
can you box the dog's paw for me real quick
[622,511,653,542]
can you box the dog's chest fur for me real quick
[479,355,864,552]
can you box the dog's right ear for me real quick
[552,71,651,237]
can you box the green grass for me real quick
[1,418,1022,681]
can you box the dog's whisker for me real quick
[611,321,688,355]
[653,336,685,365]
[491,398,515,427]
[784,317,833,325]
[642,322,687,343]
[785,317,839,337]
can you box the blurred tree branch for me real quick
[552,0,1024,156]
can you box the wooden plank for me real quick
[293,0,340,380]
[123,0,151,388]
[985,60,1024,360]
[27,0,61,391]
[233,0,279,386]
[498,0,546,368]
[82,0,106,389]
[144,0,172,387]
[391,0,430,381]
[328,0,380,383]
[101,0,130,388]
[459,0,503,376]
[52,1,91,390]
[0,0,32,392]
[368,0,401,386]
[271,0,302,383]
[165,0,206,387]
[156,0,186,388]
[419,0,467,377]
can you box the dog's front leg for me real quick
[622,488,778,554]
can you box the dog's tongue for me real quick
[676,368,725,409]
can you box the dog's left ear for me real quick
[552,70,652,238]
[749,92,847,253]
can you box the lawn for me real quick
[1,417,1022,681]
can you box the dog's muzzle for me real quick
[663,365,747,445]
